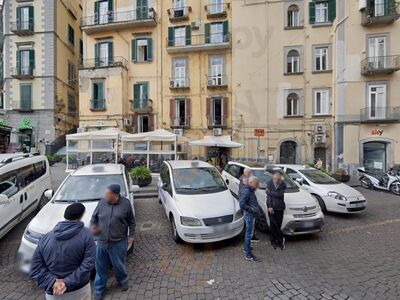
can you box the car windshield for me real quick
[54,174,127,202]
[173,167,227,194]
[299,169,339,184]
[251,169,298,190]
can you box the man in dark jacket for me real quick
[91,184,136,300]
[239,176,262,261]
[266,172,287,250]
[30,203,96,300]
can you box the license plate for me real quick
[352,203,365,208]
[300,221,315,229]
[213,224,230,234]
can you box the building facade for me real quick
[2,0,82,154]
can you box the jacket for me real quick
[266,180,287,211]
[29,221,96,295]
[90,197,135,247]
[239,185,262,217]
[238,175,247,197]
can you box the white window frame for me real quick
[20,6,30,30]
[174,27,186,47]
[314,89,330,115]
[368,84,387,119]
[287,50,300,73]
[137,39,149,62]
[210,23,223,44]
[315,2,328,23]
[314,46,329,71]
[210,0,224,14]
[138,115,149,133]
[20,49,31,75]
[172,58,188,87]
[213,97,223,125]
[99,0,109,24]
[286,93,299,116]
[175,98,187,126]
[368,36,387,69]
[209,55,225,86]
[287,5,300,27]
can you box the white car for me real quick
[222,161,324,235]
[0,154,51,240]
[277,165,367,213]
[17,164,136,273]
[158,160,244,243]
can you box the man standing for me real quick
[240,176,262,261]
[30,203,96,300]
[91,184,136,300]
[266,172,287,250]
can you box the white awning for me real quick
[66,128,128,141]
[122,129,178,142]
[190,136,243,148]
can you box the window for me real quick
[172,58,188,87]
[287,4,300,27]
[210,0,225,14]
[173,0,188,17]
[170,98,190,127]
[286,168,302,180]
[132,38,153,62]
[309,0,335,24]
[313,89,330,115]
[68,94,76,114]
[368,84,386,119]
[314,46,329,71]
[174,27,186,47]
[0,171,19,198]
[68,63,76,87]
[20,84,32,110]
[92,81,105,110]
[133,82,149,110]
[226,164,240,179]
[138,115,149,133]
[368,36,387,69]
[136,0,149,19]
[209,55,226,86]
[17,49,35,75]
[286,93,299,117]
[287,50,300,73]
[95,42,113,67]
[68,25,75,46]
[315,2,328,23]
[95,0,112,24]
[210,23,223,43]
[17,6,33,30]
[207,97,227,126]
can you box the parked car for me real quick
[0,154,51,240]
[158,160,244,243]
[17,164,137,274]
[221,161,324,235]
[277,165,367,213]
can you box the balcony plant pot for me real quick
[130,166,152,187]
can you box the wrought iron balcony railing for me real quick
[90,99,106,111]
[360,106,400,122]
[167,33,230,48]
[207,116,227,127]
[361,2,400,26]
[131,98,153,113]
[80,56,128,70]
[170,117,190,128]
[10,20,34,35]
[207,75,228,88]
[11,67,35,79]
[169,77,190,89]
[205,2,230,18]
[361,55,400,75]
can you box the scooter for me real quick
[358,167,400,195]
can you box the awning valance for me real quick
[190,136,243,148]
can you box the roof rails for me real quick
[0,153,41,165]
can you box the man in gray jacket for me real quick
[91,184,135,300]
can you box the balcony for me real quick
[361,55,400,75]
[169,77,190,90]
[361,2,400,26]
[361,107,400,123]
[168,7,191,22]
[207,75,228,89]
[10,21,34,36]
[131,98,153,113]
[79,57,128,70]
[11,67,35,80]
[81,8,157,34]
[205,3,230,19]
[166,33,231,53]
[170,116,190,128]
[208,116,227,128]
[90,99,106,112]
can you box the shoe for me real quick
[270,241,277,250]
[244,253,260,262]
[279,238,286,250]
[251,235,260,243]
[118,282,129,292]
[94,294,104,300]
[242,246,254,253]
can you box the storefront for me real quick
[362,141,388,172]
[17,117,34,153]
[0,120,11,153]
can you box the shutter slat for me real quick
[309,2,315,24]
[132,39,137,62]
[328,0,336,22]
[147,38,153,61]
[185,25,191,46]
[168,27,174,47]
[170,99,175,118]
[205,23,211,44]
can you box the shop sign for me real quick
[254,129,265,137]
[371,129,383,136]
[0,119,5,127]
[18,117,33,131]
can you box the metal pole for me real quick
[66,139,69,171]
[90,139,93,165]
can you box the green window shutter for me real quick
[21,85,32,109]
[133,84,140,100]
[168,27,175,47]
[16,7,21,29]
[309,2,316,24]
[108,42,114,64]
[185,25,191,46]
[328,0,336,22]
[205,23,211,44]
[16,50,21,73]
[108,0,114,21]
[29,49,35,74]
[28,6,34,30]
[94,43,99,66]
[132,39,137,62]
[223,21,229,41]
[147,38,153,62]
[98,82,104,100]
[143,82,149,100]
[94,1,99,24]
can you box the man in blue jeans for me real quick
[90,184,136,300]
[240,176,262,261]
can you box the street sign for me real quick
[254,129,265,137]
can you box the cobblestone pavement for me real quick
[0,169,399,299]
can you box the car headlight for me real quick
[234,209,243,220]
[24,228,44,245]
[327,192,347,201]
[180,216,202,227]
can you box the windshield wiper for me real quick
[55,198,101,203]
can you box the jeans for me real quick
[244,211,255,256]
[269,210,284,245]
[94,239,128,295]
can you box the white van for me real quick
[0,154,51,240]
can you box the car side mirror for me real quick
[162,183,169,191]
[44,190,54,199]
[0,194,9,205]
[130,185,140,193]
[295,178,303,185]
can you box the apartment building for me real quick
[79,0,161,133]
[2,0,82,154]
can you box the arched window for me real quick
[286,93,299,116]
[287,4,300,27]
[287,50,300,73]
[280,141,297,164]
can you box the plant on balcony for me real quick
[331,168,350,183]
[130,166,152,187]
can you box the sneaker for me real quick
[270,241,277,250]
[242,246,254,253]
[251,235,260,243]
[118,282,129,292]
[244,253,260,262]
[94,294,104,300]
[279,238,286,250]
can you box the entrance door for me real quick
[280,141,297,164]
[363,142,386,172]
[368,36,386,69]
[368,84,386,119]
[314,147,327,168]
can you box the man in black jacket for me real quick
[266,172,287,250]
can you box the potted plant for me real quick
[130,166,152,187]
[331,168,350,183]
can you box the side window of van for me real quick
[0,172,19,198]
[34,161,46,178]
[18,165,36,188]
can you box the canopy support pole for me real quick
[90,140,93,165]
[66,141,69,170]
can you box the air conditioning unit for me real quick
[213,128,222,136]
[170,80,177,88]
[174,9,184,18]
[173,129,183,136]
[124,118,131,127]
[315,133,326,144]
[191,20,200,30]
[148,8,154,18]
[315,125,326,134]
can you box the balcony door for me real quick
[210,56,225,85]
[20,6,30,30]
[20,50,31,75]
[368,36,386,69]
[173,58,187,87]
[137,0,148,20]
[210,0,224,14]
[368,84,386,119]
[374,0,385,16]
[99,1,109,24]
[210,23,223,44]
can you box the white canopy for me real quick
[190,136,243,148]
[122,129,178,142]
[67,128,128,141]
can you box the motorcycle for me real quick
[358,167,400,195]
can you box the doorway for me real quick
[363,141,386,172]
[279,141,297,164]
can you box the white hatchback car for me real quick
[17,164,136,273]
[277,165,367,213]
[221,161,324,235]
[158,160,244,243]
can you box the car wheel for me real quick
[360,177,372,189]
[313,194,327,213]
[170,216,183,243]
[390,182,400,195]
[255,211,269,233]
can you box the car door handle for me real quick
[225,179,229,185]
[24,192,27,201]
[20,195,23,204]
